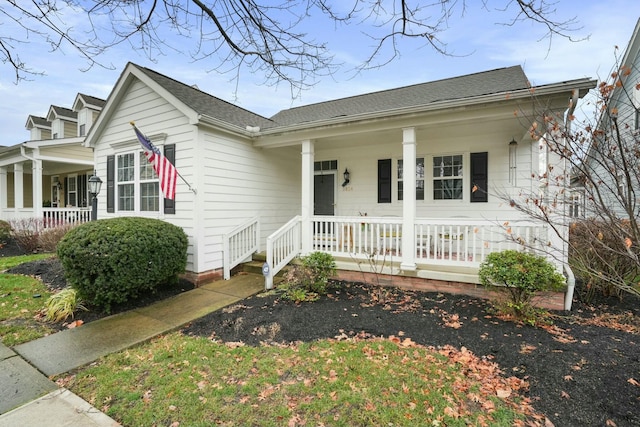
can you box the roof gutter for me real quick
[195,114,258,138]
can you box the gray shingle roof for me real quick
[49,105,78,120]
[27,116,51,128]
[77,94,106,109]
[268,66,530,127]
[133,64,531,132]
[136,65,274,130]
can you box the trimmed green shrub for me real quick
[301,251,337,294]
[280,252,337,302]
[0,220,10,243]
[56,217,188,312]
[479,250,565,319]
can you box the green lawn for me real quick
[58,333,540,427]
[0,253,56,346]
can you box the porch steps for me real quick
[238,252,293,278]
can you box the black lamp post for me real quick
[88,173,103,221]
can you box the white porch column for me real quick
[0,167,7,213]
[401,127,417,271]
[14,162,24,209]
[32,159,43,218]
[301,140,314,255]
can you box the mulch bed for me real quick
[3,239,639,426]
[181,282,640,427]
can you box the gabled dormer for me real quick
[46,105,78,139]
[25,115,52,141]
[72,93,106,137]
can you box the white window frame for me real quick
[115,150,161,213]
[431,153,466,202]
[66,174,77,207]
[397,157,425,202]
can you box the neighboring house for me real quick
[573,18,640,219]
[0,93,105,224]
[84,62,595,309]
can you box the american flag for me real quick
[132,124,178,200]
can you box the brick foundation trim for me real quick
[336,270,566,311]
[181,269,223,286]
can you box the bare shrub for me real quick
[569,220,639,302]
[39,223,76,252]
[9,218,77,253]
[9,218,43,253]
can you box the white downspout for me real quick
[563,89,580,310]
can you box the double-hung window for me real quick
[397,158,425,201]
[116,151,159,212]
[433,154,463,200]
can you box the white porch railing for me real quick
[265,216,302,289]
[312,216,403,257]
[42,208,92,227]
[414,219,548,265]
[223,217,260,280]
[311,216,549,266]
[264,215,552,289]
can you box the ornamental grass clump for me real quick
[479,250,566,321]
[56,217,188,312]
[45,288,87,322]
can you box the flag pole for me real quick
[130,122,196,195]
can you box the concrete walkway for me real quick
[0,274,264,426]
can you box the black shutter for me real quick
[64,177,69,206]
[106,155,115,213]
[164,144,176,214]
[470,152,488,203]
[378,159,392,203]
[77,174,87,207]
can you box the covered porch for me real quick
[0,138,94,227]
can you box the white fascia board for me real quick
[23,137,85,149]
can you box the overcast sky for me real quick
[0,1,638,145]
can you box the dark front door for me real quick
[314,173,335,215]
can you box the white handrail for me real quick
[265,216,302,289]
[223,217,260,280]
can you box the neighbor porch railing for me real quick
[42,207,91,227]
[223,217,260,280]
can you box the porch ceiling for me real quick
[312,114,531,150]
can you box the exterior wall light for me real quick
[342,168,350,187]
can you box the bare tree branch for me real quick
[0,1,584,90]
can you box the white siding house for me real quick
[0,94,105,224]
[83,63,595,308]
